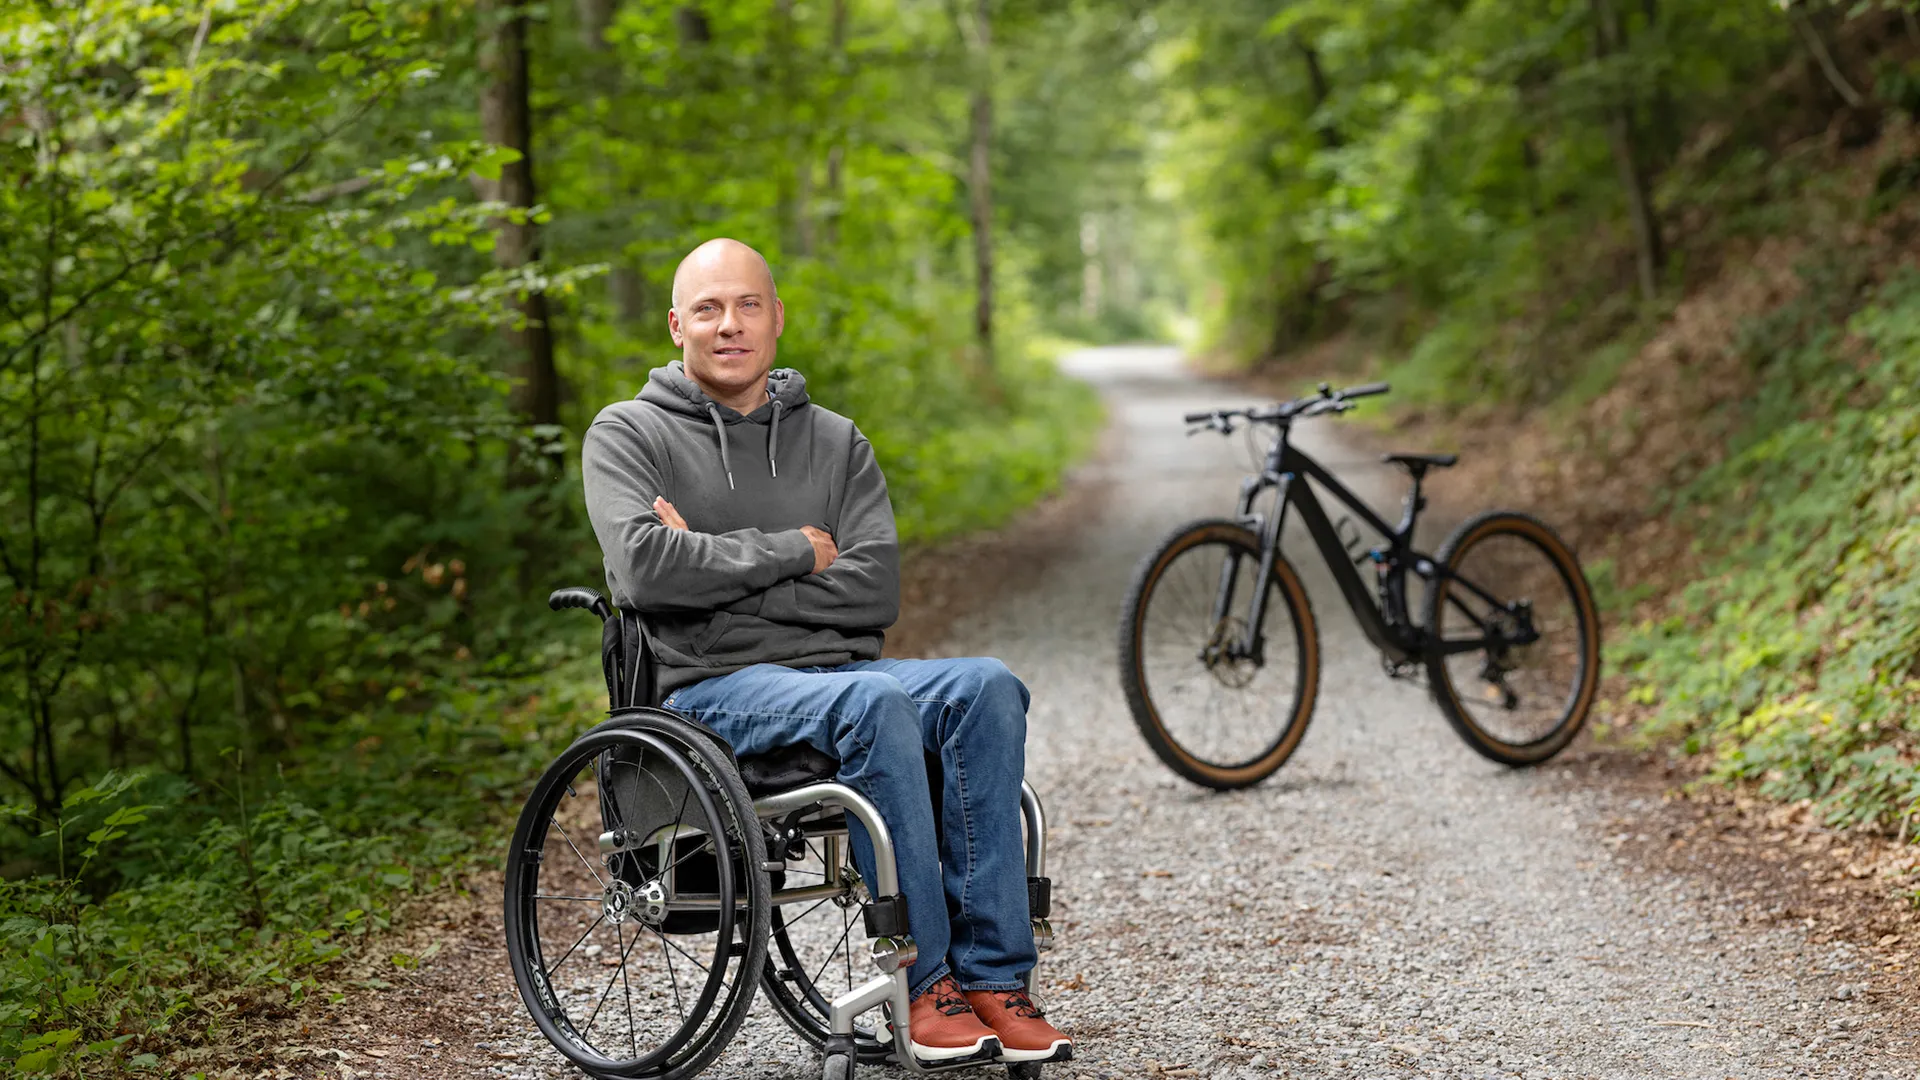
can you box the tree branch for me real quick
[1789,4,1864,108]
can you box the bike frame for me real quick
[1220,421,1517,666]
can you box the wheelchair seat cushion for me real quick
[737,742,839,798]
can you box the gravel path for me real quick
[321,346,1918,1080]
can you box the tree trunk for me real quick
[1639,0,1680,165]
[966,0,997,386]
[578,0,650,331]
[676,5,711,46]
[1295,37,1341,150]
[823,0,848,252]
[1270,34,1341,357]
[577,0,614,46]
[479,0,560,429]
[1592,0,1663,300]
[1080,212,1102,322]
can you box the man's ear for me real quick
[773,299,786,339]
[667,308,685,348]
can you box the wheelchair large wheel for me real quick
[504,710,771,1079]
[760,821,893,1062]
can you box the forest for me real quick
[5,0,1920,1074]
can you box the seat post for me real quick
[1399,467,1428,532]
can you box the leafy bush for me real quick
[1613,268,1920,832]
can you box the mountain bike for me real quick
[1116,381,1601,790]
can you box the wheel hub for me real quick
[1202,616,1258,689]
[603,879,668,927]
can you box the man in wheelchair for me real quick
[579,238,1072,1067]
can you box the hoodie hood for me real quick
[638,361,812,489]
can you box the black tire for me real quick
[1008,1063,1046,1080]
[820,1037,858,1080]
[1118,519,1320,790]
[504,709,770,1080]
[1423,511,1601,766]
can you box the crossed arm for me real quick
[584,418,900,631]
[662,435,902,632]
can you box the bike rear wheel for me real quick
[1118,519,1320,790]
[1424,510,1601,765]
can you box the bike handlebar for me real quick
[1183,380,1391,429]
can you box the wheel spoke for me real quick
[657,929,687,1023]
[618,919,639,1058]
[583,918,643,1037]
[811,902,862,993]
[544,914,606,981]
[654,929,733,997]
[779,893,838,930]
[639,835,719,892]
[841,901,854,995]
[552,818,609,892]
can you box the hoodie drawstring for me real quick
[706,403,736,490]
[768,400,783,479]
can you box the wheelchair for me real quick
[503,587,1060,1080]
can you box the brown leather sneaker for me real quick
[907,977,1001,1062]
[964,988,1072,1062]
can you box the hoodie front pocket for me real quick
[690,613,733,658]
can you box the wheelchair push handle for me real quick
[548,586,613,620]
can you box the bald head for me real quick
[670,238,777,312]
[666,237,787,414]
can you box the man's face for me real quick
[668,247,784,403]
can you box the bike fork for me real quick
[1230,472,1292,661]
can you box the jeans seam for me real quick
[952,710,981,977]
[955,979,1023,993]
[910,961,954,1000]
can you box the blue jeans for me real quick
[663,657,1037,997]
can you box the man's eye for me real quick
[743,300,759,309]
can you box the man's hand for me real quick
[800,525,838,573]
[653,496,689,531]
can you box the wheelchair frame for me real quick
[506,587,1059,1080]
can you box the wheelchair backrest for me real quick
[602,608,663,710]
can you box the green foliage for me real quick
[0,667,600,1074]
[1612,268,1920,834]
[1149,0,1797,375]
[2,0,1129,1070]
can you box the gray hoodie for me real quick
[581,361,901,694]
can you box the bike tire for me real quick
[1423,510,1601,766]
[1117,519,1320,790]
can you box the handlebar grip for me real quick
[548,587,612,619]
[1184,410,1219,423]
[1341,382,1390,399]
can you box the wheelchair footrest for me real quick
[1028,876,1051,919]
[862,893,909,938]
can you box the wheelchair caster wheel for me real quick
[1008,1063,1045,1079]
[821,1034,857,1080]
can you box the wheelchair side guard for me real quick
[1027,877,1050,918]
[861,893,909,938]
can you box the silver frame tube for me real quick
[625,776,1052,1071]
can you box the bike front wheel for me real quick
[1424,510,1601,765]
[1118,519,1320,790]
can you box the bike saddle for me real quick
[1383,452,1458,476]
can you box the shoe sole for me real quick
[910,1035,1001,1063]
[997,1039,1072,1063]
